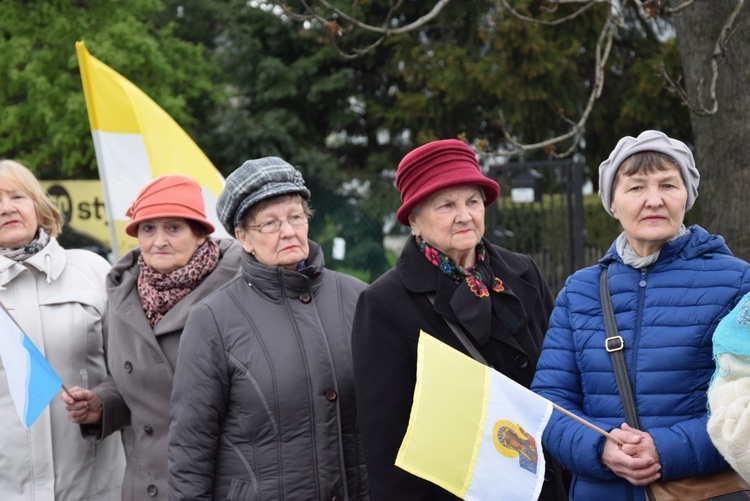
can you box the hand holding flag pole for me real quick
[396,331,625,500]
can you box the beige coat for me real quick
[0,237,125,500]
[82,239,242,501]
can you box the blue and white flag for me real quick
[0,303,62,429]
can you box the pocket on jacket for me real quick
[226,478,256,501]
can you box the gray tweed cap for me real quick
[217,157,310,234]
[598,130,699,217]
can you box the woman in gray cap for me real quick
[167,157,369,500]
[531,130,750,500]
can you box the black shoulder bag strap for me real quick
[426,293,489,366]
[600,267,642,429]
[600,267,657,501]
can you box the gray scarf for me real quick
[615,225,689,269]
[0,227,50,261]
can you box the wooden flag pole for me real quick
[61,384,75,401]
[552,403,625,446]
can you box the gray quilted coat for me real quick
[168,241,369,500]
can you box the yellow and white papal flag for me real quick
[396,331,553,501]
[75,41,230,257]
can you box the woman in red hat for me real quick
[62,175,242,501]
[352,139,567,500]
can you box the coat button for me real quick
[124,361,133,373]
[300,292,312,304]
[514,355,529,369]
[147,484,158,497]
[144,425,153,435]
[324,389,338,401]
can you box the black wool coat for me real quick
[352,236,566,501]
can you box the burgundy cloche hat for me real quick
[395,139,500,226]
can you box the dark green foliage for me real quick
[0,0,217,179]
[0,0,703,281]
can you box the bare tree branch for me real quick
[499,0,606,26]
[272,0,454,58]
[312,0,451,35]
[665,0,698,14]
[659,0,744,115]
[271,0,741,156]
[496,1,621,158]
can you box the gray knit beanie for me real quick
[217,157,310,234]
[598,130,699,217]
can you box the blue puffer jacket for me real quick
[531,225,750,501]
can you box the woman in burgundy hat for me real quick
[62,175,242,501]
[352,139,567,500]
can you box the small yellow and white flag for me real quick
[396,331,553,501]
[75,41,229,257]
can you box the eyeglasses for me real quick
[248,213,310,233]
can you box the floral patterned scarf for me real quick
[137,240,220,327]
[419,240,504,297]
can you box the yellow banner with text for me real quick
[39,180,139,258]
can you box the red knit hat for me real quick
[395,139,500,226]
[125,175,215,237]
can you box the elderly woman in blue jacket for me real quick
[531,130,750,500]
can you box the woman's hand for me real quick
[61,386,103,425]
[601,423,662,486]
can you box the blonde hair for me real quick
[0,160,63,236]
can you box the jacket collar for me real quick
[107,238,240,336]
[0,238,66,287]
[240,239,325,301]
[599,224,730,268]
[396,235,533,292]
[396,235,532,346]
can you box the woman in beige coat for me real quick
[0,159,125,500]
[63,175,241,501]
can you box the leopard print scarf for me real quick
[137,240,220,328]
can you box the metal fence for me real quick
[289,159,596,295]
[487,161,587,296]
